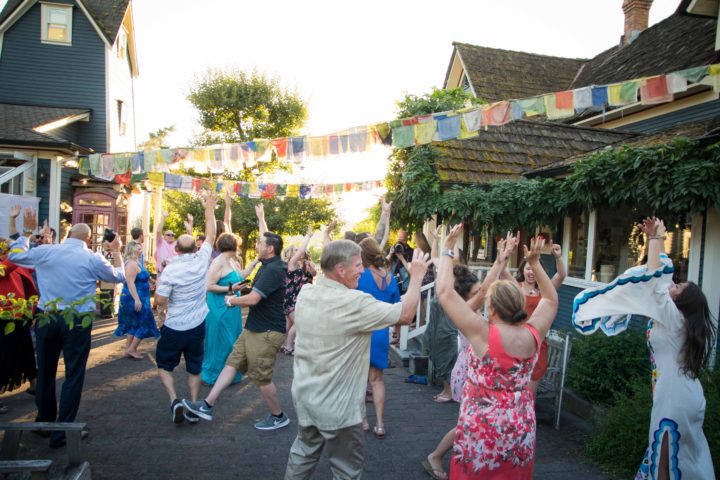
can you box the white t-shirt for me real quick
[156,241,211,331]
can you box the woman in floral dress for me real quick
[573,217,715,480]
[280,227,316,355]
[436,225,558,479]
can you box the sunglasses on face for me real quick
[165,233,175,237]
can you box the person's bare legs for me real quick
[260,382,282,415]
[426,427,455,480]
[188,373,201,402]
[126,336,143,358]
[369,367,385,431]
[282,312,296,353]
[204,365,238,406]
[658,433,669,480]
[158,369,177,402]
[434,380,452,401]
[529,379,539,400]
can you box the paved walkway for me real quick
[1,317,614,479]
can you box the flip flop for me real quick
[373,425,385,438]
[433,394,452,404]
[421,459,448,480]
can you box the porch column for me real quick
[151,186,164,259]
[142,190,151,259]
[48,157,62,232]
[701,208,720,365]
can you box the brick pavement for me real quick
[0,317,614,479]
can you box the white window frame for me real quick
[41,2,73,46]
[117,27,127,60]
[116,100,127,136]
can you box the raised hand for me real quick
[22,208,37,233]
[381,196,392,214]
[306,225,314,237]
[408,248,432,280]
[10,205,21,218]
[551,244,562,258]
[184,213,194,232]
[106,231,122,252]
[161,210,169,219]
[445,223,463,250]
[254,203,265,219]
[40,219,52,244]
[202,192,217,210]
[523,235,546,265]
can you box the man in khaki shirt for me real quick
[285,240,431,479]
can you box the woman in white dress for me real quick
[573,217,715,480]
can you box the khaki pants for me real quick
[284,424,364,480]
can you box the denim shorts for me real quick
[156,322,205,374]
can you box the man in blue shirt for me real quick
[9,210,125,448]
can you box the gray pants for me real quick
[284,424,364,480]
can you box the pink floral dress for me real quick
[450,323,540,480]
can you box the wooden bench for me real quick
[0,459,53,479]
[0,422,86,465]
[536,330,572,430]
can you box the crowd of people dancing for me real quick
[0,189,715,479]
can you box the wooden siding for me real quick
[35,158,51,221]
[0,2,106,151]
[620,99,720,134]
[60,166,76,224]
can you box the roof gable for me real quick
[449,42,587,103]
[0,0,130,44]
[434,120,636,185]
[571,14,720,89]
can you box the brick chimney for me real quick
[622,0,653,45]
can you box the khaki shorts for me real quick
[226,330,286,386]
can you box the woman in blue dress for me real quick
[357,237,401,438]
[202,233,259,386]
[115,240,159,358]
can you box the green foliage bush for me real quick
[567,330,650,405]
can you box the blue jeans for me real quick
[34,312,92,445]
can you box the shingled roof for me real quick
[0,0,129,44]
[434,120,636,186]
[0,103,91,151]
[528,115,720,177]
[570,14,720,89]
[448,43,587,103]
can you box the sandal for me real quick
[362,421,371,432]
[433,394,452,403]
[373,425,385,438]
[421,459,448,480]
[280,345,294,355]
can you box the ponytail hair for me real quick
[359,237,387,269]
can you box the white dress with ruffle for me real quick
[572,254,714,480]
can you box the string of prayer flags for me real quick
[82,62,718,181]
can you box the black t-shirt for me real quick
[245,255,287,333]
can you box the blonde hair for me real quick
[359,237,387,269]
[486,280,527,324]
[414,232,431,255]
[124,240,141,261]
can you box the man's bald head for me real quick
[69,223,91,240]
[176,234,196,254]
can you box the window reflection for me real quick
[567,212,589,279]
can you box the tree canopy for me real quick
[188,69,307,145]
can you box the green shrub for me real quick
[586,366,720,477]
[586,378,651,477]
[567,330,650,405]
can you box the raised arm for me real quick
[156,210,169,243]
[323,219,337,247]
[550,243,567,290]
[8,205,21,237]
[255,203,268,235]
[184,213,194,236]
[224,190,232,230]
[288,226,313,271]
[526,236,559,340]
[466,232,517,311]
[374,197,392,249]
[640,217,666,272]
[203,193,217,246]
[436,224,489,342]
[397,249,432,325]
[498,231,520,281]
[428,224,442,260]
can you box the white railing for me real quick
[398,281,435,351]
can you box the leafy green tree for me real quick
[188,68,306,144]
[161,190,335,262]
[386,88,481,230]
[138,125,175,150]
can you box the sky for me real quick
[0,0,682,225]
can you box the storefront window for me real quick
[567,212,589,279]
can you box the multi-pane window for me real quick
[41,3,72,45]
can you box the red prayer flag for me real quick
[641,76,673,105]
[114,171,131,185]
[555,91,574,109]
